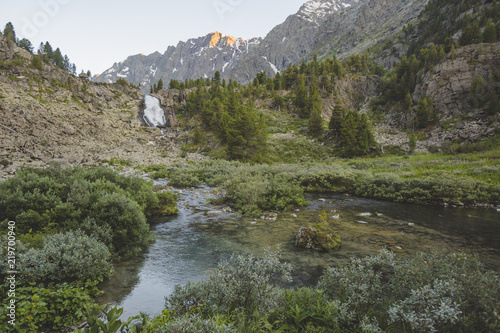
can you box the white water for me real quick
[143,95,166,127]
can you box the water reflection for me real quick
[99,185,500,319]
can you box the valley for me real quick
[0,0,499,331]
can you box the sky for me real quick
[0,0,307,74]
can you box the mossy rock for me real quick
[295,226,341,251]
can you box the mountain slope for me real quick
[229,0,428,82]
[95,32,261,92]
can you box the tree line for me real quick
[1,21,77,74]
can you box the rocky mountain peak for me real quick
[297,0,358,23]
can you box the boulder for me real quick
[295,226,341,251]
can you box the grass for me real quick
[141,149,500,215]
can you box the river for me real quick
[98,184,500,319]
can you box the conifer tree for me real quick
[483,19,497,43]
[460,21,482,45]
[309,104,324,138]
[17,38,33,53]
[339,111,360,157]
[294,75,308,118]
[3,22,16,44]
[329,104,346,139]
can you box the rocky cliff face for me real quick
[94,32,261,92]
[0,34,202,179]
[378,43,500,151]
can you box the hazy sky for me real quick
[0,0,307,74]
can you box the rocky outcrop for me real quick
[412,43,500,120]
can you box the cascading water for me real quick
[143,95,166,127]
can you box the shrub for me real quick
[0,166,158,258]
[148,314,236,333]
[318,249,396,325]
[19,231,112,283]
[168,172,202,188]
[388,279,462,333]
[0,281,99,332]
[155,191,179,215]
[318,250,500,332]
[89,192,151,257]
[269,288,347,331]
[166,247,292,317]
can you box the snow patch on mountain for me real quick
[298,0,357,23]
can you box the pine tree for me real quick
[483,19,497,43]
[3,22,16,44]
[294,75,308,118]
[356,114,374,156]
[308,100,324,138]
[339,111,360,158]
[53,48,64,69]
[17,38,33,53]
[408,133,417,154]
[450,44,457,60]
[416,97,437,129]
[460,21,482,46]
[213,71,221,85]
[157,78,164,91]
[329,104,346,139]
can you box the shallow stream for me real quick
[99,184,500,319]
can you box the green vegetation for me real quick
[146,149,499,216]
[0,166,180,331]
[0,166,177,258]
[1,22,76,74]
[78,250,499,332]
[0,280,101,332]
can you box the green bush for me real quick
[156,191,179,215]
[19,231,112,283]
[318,250,500,332]
[147,314,236,333]
[166,247,292,317]
[0,166,159,258]
[0,281,99,332]
[269,288,346,332]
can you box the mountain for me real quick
[228,0,427,81]
[95,0,427,88]
[94,32,261,92]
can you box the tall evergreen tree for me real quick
[294,75,308,118]
[339,111,360,158]
[3,22,16,43]
[329,104,346,139]
[308,103,324,138]
[483,18,497,43]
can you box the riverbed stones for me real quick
[261,212,278,222]
[206,210,223,216]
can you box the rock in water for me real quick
[295,226,341,251]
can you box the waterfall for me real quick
[143,95,166,127]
